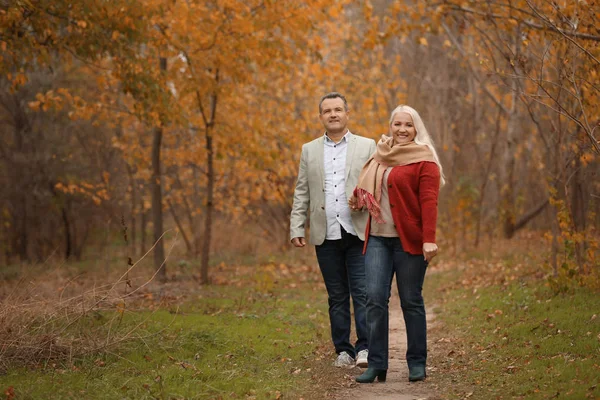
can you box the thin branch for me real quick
[441,22,509,114]
[570,66,599,153]
[167,200,192,254]
[524,0,600,65]
[446,3,600,42]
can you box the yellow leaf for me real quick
[580,152,594,166]
[328,6,341,18]
[419,37,428,46]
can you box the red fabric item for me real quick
[363,161,440,255]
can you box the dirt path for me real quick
[330,280,440,400]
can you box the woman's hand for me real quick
[348,196,360,211]
[423,242,438,262]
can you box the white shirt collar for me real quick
[324,130,352,144]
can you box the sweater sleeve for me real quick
[419,162,440,243]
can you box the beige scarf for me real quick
[354,135,436,223]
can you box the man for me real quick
[290,92,376,368]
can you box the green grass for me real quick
[427,271,600,400]
[0,285,331,400]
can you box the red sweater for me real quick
[364,161,440,255]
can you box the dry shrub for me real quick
[0,245,169,372]
[1,284,106,370]
[0,221,317,371]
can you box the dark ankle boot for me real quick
[356,367,387,383]
[408,365,426,382]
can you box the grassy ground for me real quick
[2,232,598,399]
[426,236,600,400]
[0,249,340,400]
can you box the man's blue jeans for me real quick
[315,229,368,358]
[365,235,428,370]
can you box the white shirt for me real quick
[323,131,357,239]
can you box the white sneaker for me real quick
[333,351,355,368]
[355,349,368,368]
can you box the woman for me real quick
[349,105,445,383]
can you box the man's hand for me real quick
[423,242,438,262]
[348,196,360,211]
[291,237,306,247]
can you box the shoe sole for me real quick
[356,371,387,383]
[356,360,368,368]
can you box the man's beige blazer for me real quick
[290,132,377,245]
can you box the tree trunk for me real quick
[61,204,72,259]
[501,27,522,239]
[569,156,586,273]
[18,194,29,263]
[551,212,559,277]
[129,170,137,259]
[140,198,147,258]
[152,122,166,281]
[4,223,10,266]
[192,165,202,258]
[2,221,7,266]
[200,130,214,284]
[475,108,502,247]
[151,56,168,282]
[198,69,219,285]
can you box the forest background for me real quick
[2,0,599,280]
[0,0,599,398]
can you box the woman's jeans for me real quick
[315,228,368,358]
[365,235,428,370]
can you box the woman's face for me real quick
[390,112,416,145]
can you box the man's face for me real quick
[319,98,349,135]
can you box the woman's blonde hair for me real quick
[389,105,446,186]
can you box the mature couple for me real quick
[290,92,444,384]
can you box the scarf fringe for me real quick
[354,188,385,224]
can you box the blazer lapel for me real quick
[316,136,325,190]
[345,133,356,180]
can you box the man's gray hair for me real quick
[319,92,349,113]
